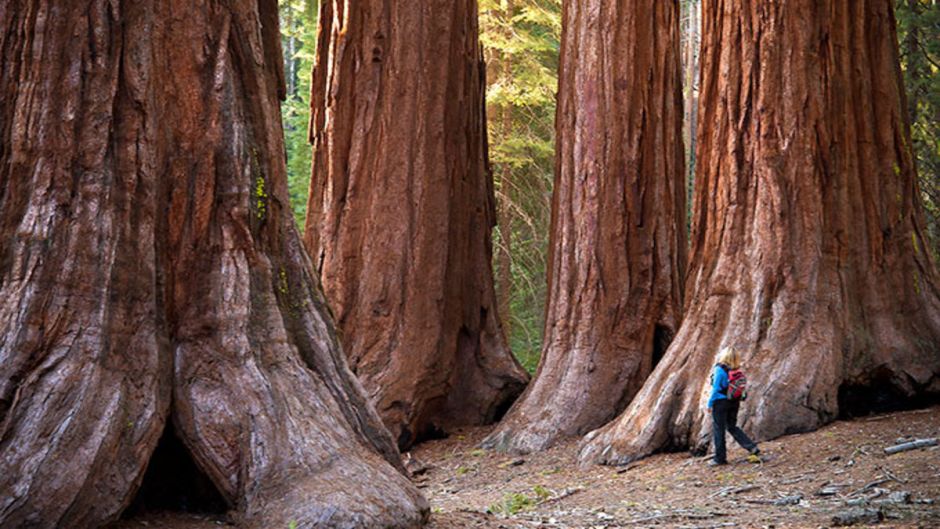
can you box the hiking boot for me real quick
[749,447,761,456]
[707,459,727,467]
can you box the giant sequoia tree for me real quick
[0,1,427,527]
[483,0,686,454]
[580,0,940,466]
[304,0,529,449]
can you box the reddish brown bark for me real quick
[0,1,427,527]
[303,0,529,449]
[483,0,687,454]
[580,0,940,466]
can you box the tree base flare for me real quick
[0,1,428,527]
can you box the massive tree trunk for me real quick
[0,1,428,527]
[483,0,687,454]
[304,0,529,450]
[579,0,940,466]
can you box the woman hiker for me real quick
[708,347,760,466]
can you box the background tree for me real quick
[280,0,319,227]
[484,0,687,454]
[681,0,701,228]
[896,0,940,260]
[580,0,940,467]
[304,0,529,450]
[479,0,562,372]
[0,1,427,527]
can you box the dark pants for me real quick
[712,399,756,463]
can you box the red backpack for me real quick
[727,369,747,400]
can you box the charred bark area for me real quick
[482,0,687,454]
[0,1,428,527]
[838,368,940,419]
[303,0,529,450]
[124,423,228,516]
[579,0,940,467]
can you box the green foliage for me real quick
[255,174,268,220]
[532,484,551,501]
[480,0,561,372]
[896,0,940,260]
[487,485,551,515]
[280,0,318,229]
[487,491,535,515]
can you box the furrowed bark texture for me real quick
[483,0,687,454]
[0,2,428,527]
[579,0,940,466]
[303,0,529,450]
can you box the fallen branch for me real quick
[623,510,727,525]
[536,487,582,506]
[883,438,938,455]
[864,408,933,422]
[848,478,890,497]
[831,507,884,527]
[676,523,737,529]
[615,462,641,473]
[709,487,734,498]
[877,465,907,483]
[709,485,760,498]
[744,494,802,506]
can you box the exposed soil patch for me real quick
[112,407,940,528]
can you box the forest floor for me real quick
[114,406,940,528]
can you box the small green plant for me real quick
[532,485,551,501]
[469,448,487,457]
[288,521,297,529]
[488,492,534,515]
[456,465,473,476]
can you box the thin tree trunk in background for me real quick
[497,163,513,342]
[304,0,529,450]
[683,1,693,174]
[580,0,940,467]
[0,1,427,527]
[483,0,687,454]
[902,0,922,123]
[286,8,296,97]
[685,0,698,205]
[497,0,515,342]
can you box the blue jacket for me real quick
[708,364,729,408]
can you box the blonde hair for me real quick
[716,347,740,369]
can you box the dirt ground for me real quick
[114,406,940,528]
